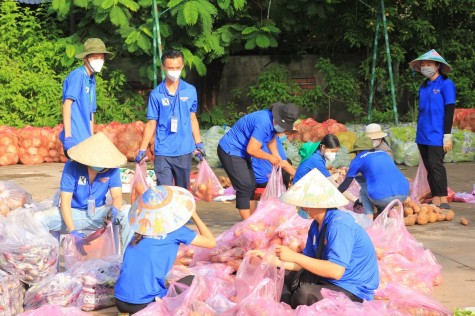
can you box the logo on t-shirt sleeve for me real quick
[98,177,109,183]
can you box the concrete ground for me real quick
[0,161,474,314]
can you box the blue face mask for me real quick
[274,124,285,133]
[297,207,310,219]
[279,135,287,142]
[90,166,105,172]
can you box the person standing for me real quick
[409,49,456,210]
[218,102,299,220]
[60,38,113,157]
[136,50,205,189]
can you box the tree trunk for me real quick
[195,59,225,113]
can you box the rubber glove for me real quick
[70,230,89,256]
[135,149,146,163]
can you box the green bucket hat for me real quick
[75,38,113,59]
[349,136,373,153]
[409,49,452,75]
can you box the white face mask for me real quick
[372,139,382,148]
[166,70,181,82]
[274,124,285,133]
[421,66,436,78]
[89,59,104,73]
[324,151,337,162]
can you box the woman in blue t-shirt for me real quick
[218,102,299,220]
[409,49,456,210]
[251,169,379,307]
[114,185,216,314]
[338,136,409,219]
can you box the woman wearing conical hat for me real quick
[251,169,379,308]
[33,132,134,253]
[409,49,456,210]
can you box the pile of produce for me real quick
[402,198,454,226]
[293,118,348,142]
[453,108,475,132]
[0,127,19,166]
[0,181,32,216]
[0,269,25,315]
[0,209,58,285]
[175,197,310,273]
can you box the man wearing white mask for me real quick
[136,50,205,190]
[60,38,113,157]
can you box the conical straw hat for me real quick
[280,168,348,208]
[409,49,452,75]
[67,132,127,168]
[128,185,195,235]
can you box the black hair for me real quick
[421,62,448,87]
[161,50,184,65]
[130,232,145,246]
[319,134,340,149]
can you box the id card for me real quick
[171,117,178,133]
[87,198,96,217]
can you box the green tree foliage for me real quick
[0,0,145,128]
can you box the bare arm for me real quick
[109,187,123,210]
[190,112,202,143]
[247,137,281,165]
[327,176,356,202]
[276,245,346,280]
[60,191,75,232]
[281,160,296,176]
[63,99,74,137]
[139,120,157,151]
[190,211,216,248]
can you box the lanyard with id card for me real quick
[166,82,180,133]
[87,183,95,217]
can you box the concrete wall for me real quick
[217,55,355,122]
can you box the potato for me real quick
[436,213,446,221]
[460,217,469,226]
[416,213,429,225]
[404,215,417,226]
[429,212,438,223]
[413,204,421,213]
[444,210,455,221]
[404,207,414,216]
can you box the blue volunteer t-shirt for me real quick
[59,66,96,147]
[303,209,379,301]
[146,79,198,156]
[60,160,121,210]
[114,226,197,304]
[219,110,276,159]
[416,76,456,146]
[293,151,329,184]
[346,150,409,200]
[252,136,287,184]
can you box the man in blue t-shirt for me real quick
[136,50,205,190]
[33,133,133,253]
[59,38,113,157]
[338,136,409,219]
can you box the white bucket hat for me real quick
[67,132,127,168]
[364,123,387,139]
[280,168,348,208]
[128,186,195,236]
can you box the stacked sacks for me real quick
[293,118,347,143]
[453,108,475,132]
[0,126,19,166]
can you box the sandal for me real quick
[439,203,451,210]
